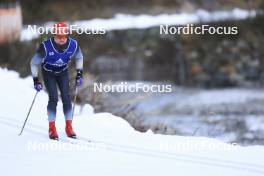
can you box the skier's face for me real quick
[54,35,68,45]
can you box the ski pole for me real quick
[71,86,78,119]
[18,91,39,136]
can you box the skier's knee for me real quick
[48,98,58,107]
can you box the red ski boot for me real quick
[49,121,58,140]
[65,120,76,138]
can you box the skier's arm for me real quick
[30,44,45,78]
[75,47,83,71]
[30,44,45,91]
[30,53,43,91]
[74,47,84,87]
[30,53,42,77]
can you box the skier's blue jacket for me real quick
[42,37,78,73]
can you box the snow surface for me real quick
[20,8,256,41]
[1,67,264,176]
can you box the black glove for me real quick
[76,70,83,87]
[33,77,43,92]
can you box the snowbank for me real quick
[1,67,264,176]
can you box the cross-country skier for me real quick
[30,22,84,140]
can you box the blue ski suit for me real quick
[30,37,84,121]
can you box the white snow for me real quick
[246,117,264,131]
[173,88,264,108]
[20,8,257,41]
[137,88,264,113]
[1,67,264,176]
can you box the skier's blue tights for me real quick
[42,68,72,121]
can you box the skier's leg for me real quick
[56,70,72,120]
[42,69,59,139]
[57,70,76,138]
[42,69,58,122]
